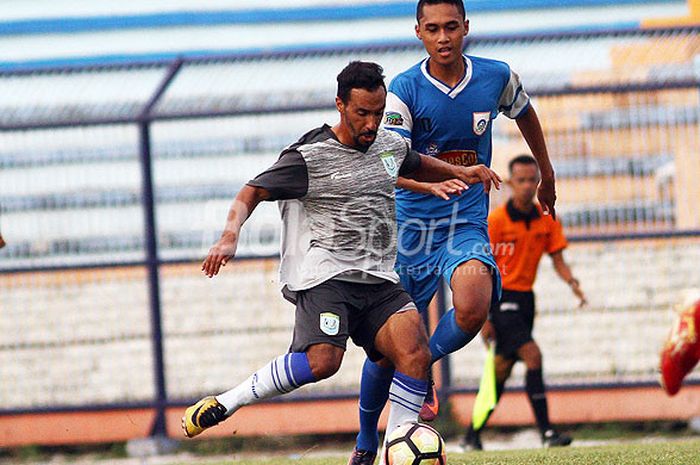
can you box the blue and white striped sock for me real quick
[386,371,428,436]
[216,352,316,416]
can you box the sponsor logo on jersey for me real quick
[320,312,340,336]
[437,150,478,167]
[473,111,490,136]
[378,151,399,177]
[384,112,404,126]
[330,172,351,181]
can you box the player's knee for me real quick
[453,302,488,333]
[396,342,431,376]
[408,344,432,374]
[529,353,543,370]
[306,346,343,380]
[495,359,514,382]
[523,346,543,370]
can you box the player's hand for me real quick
[455,164,502,194]
[202,231,238,278]
[480,320,495,346]
[538,176,557,219]
[428,179,468,200]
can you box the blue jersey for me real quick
[384,55,530,229]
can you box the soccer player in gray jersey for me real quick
[182,61,501,440]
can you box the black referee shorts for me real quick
[285,279,416,361]
[490,289,536,359]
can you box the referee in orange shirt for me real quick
[462,154,586,450]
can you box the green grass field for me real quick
[168,439,700,465]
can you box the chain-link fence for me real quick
[1,26,699,433]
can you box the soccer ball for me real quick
[384,421,446,465]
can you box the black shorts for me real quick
[490,289,536,359]
[285,279,416,361]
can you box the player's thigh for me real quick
[443,226,501,313]
[351,282,426,362]
[290,281,351,360]
[374,307,430,377]
[450,259,493,311]
[367,284,430,373]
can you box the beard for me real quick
[353,130,377,151]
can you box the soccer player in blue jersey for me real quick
[348,1,557,463]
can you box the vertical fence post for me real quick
[138,121,168,437]
[435,281,451,395]
[137,58,185,439]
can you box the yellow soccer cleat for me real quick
[181,396,227,438]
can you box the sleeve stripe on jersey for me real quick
[498,69,531,120]
[513,101,531,119]
[499,85,523,112]
[390,127,411,142]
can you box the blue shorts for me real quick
[396,223,502,313]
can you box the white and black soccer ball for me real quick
[383,421,446,465]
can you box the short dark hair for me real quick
[336,61,386,104]
[508,154,538,174]
[416,0,466,22]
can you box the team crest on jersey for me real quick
[378,151,399,177]
[473,111,490,136]
[384,112,404,126]
[320,312,340,336]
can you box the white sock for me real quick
[385,371,428,438]
[215,353,316,416]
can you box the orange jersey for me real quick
[488,200,568,292]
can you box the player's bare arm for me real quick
[516,106,556,217]
[397,177,468,200]
[405,154,502,193]
[202,185,270,278]
[550,251,587,307]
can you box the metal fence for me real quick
[1,26,699,437]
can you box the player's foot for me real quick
[181,396,227,438]
[660,298,700,396]
[418,376,439,422]
[542,429,572,448]
[459,426,483,451]
[347,447,377,465]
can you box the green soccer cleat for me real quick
[181,396,227,438]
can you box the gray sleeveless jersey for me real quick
[249,124,421,292]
